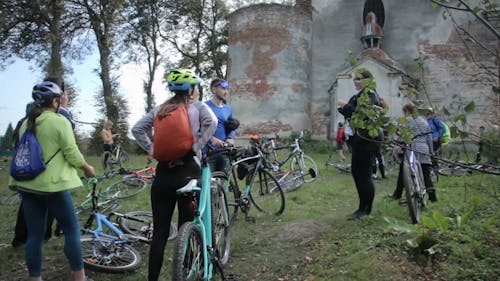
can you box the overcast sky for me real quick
[0,55,167,137]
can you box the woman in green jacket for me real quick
[9,81,95,281]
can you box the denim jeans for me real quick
[21,190,83,277]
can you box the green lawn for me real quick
[0,152,498,281]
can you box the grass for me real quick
[0,151,498,281]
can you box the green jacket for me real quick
[9,110,86,192]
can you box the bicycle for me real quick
[261,131,318,185]
[117,210,178,243]
[103,175,148,200]
[391,141,426,224]
[102,139,130,175]
[80,178,144,273]
[172,151,232,280]
[211,145,285,224]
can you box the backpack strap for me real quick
[45,149,61,165]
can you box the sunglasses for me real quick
[217,81,229,89]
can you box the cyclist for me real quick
[12,77,76,247]
[205,78,237,174]
[131,68,216,281]
[390,103,437,202]
[9,81,95,281]
[101,119,116,169]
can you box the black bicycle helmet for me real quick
[225,117,240,134]
[32,81,62,102]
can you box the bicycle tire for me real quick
[211,182,231,265]
[75,201,121,217]
[117,211,177,242]
[212,171,240,226]
[290,154,318,183]
[0,192,21,205]
[402,163,422,224]
[333,163,351,173]
[438,166,469,176]
[118,149,131,169]
[104,177,148,199]
[249,169,285,215]
[172,222,205,281]
[102,151,114,174]
[80,235,141,273]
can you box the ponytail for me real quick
[157,92,189,120]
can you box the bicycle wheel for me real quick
[249,169,285,215]
[172,222,205,281]
[438,165,469,176]
[118,149,131,169]
[333,163,351,173]
[402,163,422,224]
[290,154,318,183]
[275,170,305,193]
[104,177,148,199]
[118,211,177,242]
[212,171,240,226]
[80,235,141,273]
[211,182,231,265]
[75,200,121,217]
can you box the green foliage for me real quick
[0,123,15,153]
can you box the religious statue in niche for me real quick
[361,11,383,48]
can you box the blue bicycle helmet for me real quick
[32,81,62,102]
[166,69,202,92]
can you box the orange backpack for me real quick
[153,106,194,161]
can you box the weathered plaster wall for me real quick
[228,0,498,139]
[228,4,312,136]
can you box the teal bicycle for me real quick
[172,153,233,280]
[210,145,285,224]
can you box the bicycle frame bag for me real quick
[153,105,194,161]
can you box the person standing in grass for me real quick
[336,122,346,162]
[132,69,216,281]
[391,103,437,202]
[338,69,384,220]
[9,81,95,281]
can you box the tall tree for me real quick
[69,0,124,121]
[0,0,90,104]
[0,123,15,152]
[120,0,171,113]
[160,0,229,98]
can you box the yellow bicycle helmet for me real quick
[166,69,202,92]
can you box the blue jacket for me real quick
[427,117,446,139]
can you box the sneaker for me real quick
[347,210,368,221]
[387,194,400,200]
[372,174,378,180]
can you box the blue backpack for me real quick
[10,130,60,181]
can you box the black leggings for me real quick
[350,136,379,214]
[394,162,435,198]
[148,156,200,281]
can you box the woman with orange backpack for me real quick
[131,69,217,281]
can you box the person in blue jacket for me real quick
[205,78,237,174]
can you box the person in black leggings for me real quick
[338,69,384,220]
[132,69,216,281]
